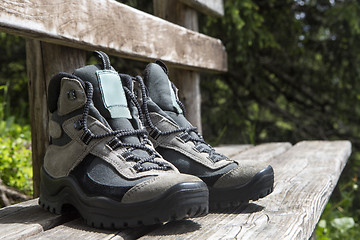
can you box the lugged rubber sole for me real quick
[39,168,209,229]
[209,165,274,210]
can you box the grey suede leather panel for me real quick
[44,115,112,178]
[58,78,87,116]
[121,173,201,203]
[49,120,62,139]
[64,115,177,179]
[149,112,232,170]
[213,160,269,188]
[44,136,86,178]
[45,114,178,179]
[91,137,178,179]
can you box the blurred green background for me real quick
[1,0,359,238]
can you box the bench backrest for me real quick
[0,0,227,72]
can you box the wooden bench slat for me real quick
[0,198,38,219]
[231,142,292,161]
[230,140,351,239]
[137,142,292,239]
[179,0,224,17]
[0,199,71,240]
[0,0,227,72]
[137,141,350,239]
[227,141,350,239]
[25,218,155,240]
[215,144,254,158]
[0,200,154,240]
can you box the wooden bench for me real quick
[0,141,351,239]
[0,0,352,239]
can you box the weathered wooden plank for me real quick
[179,0,224,17]
[231,142,292,161]
[26,39,49,198]
[0,199,153,240]
[25,219,119,240]
[25,218,156,240]
[242,140,350,240]
[138,142,293,239]
[0,198,38,219]
[0,0,227,72]
[26,40,86,197]
[215,144,253,158]
[139,141,351,240]
[0,198,72,240]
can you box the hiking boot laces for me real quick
[134,76,227,163]
[79,80,172,172]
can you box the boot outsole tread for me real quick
[39,199,208,229]
[39,168,209,229]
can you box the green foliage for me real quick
[0,95,32,196]
[0,33,28,123]
[315,176,360,239]
[0,33,32,198]
[200,0,360,238]
[0,131,32,195]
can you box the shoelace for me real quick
[79,80,172,172]
[134,76,227,163]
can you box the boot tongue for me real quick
[145,62,198,130]
[73,64,131,123]
[144,62,193,129]
[73,64,144,150]
[144,62,183,114]
[144,61,226,162]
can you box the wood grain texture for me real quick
[26,39,48,198]
[231,142,292,162]
[179,0,224,17]
[0,198,38,219]
[0,0,227,72]
[138,141,351,240]
[26,218,156,240]
[0,199,152,240]
[215,144,254,158]
[26,40,86,197]
[0,199,71,240]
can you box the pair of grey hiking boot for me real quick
[39,51,274,229]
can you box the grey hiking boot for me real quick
[39,52,208,229]
[134,60,274,210]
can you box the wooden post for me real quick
[154,0,202,133]
[26,40,86,197]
